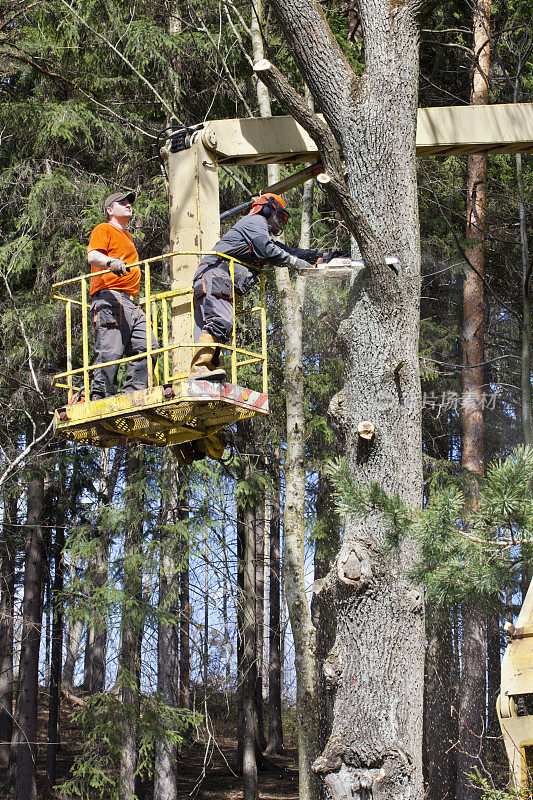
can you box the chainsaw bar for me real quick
[300,256,399,278]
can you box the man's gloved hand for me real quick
[289,254,314,271]
[321,250,349,263]
[107,258,128,276]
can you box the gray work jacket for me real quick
[194,214,322,280]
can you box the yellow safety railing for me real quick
[51,251,268,404]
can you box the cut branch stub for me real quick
[337,544,373,589]
[357,420,375,441]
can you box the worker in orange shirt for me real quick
[86,191,158,400]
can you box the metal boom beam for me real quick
[200,103,533,164]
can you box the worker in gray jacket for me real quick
[190,192,327,381]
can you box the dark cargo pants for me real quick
[90,289,158,396]
[193,266,234,342]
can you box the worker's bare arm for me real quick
[88,249,127,275]
[88,249,111,268]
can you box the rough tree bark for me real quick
[255,1,425,797]
[312,470,340,752]
[265,461,284,755]
[85,448,122,693]
[423,606,456,800]
[178,518,190,710]
[0,492,17,767]
[457,4,491,798]
[46,459,66,795]
[154,456,181,800]
[119,448,145,800]
[242,460,259,800]
[254,479,266,752]
[9,470,45,800]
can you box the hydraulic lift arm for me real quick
[498,578,533,789]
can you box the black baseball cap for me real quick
[103,191,136,214]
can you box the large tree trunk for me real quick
[457,4,491,799]
[0,492,17,767]
[9,472,45,800]
[257,2,425,798]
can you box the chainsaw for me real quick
[300,256,400,279]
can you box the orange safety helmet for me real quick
[249,193,289,221]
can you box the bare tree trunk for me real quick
[46,461,66,795]
[62,616,83,691]
[254,478,266,752]
[237,508,245,774]
[265,463,284,755]
[312,470,339,752]
[203,534,209,696]
[457,4,491,799]
[255,2,426,798]
[86,449,121,693]
[119,448,145,800]
[242,478,259,800]
[517,149,533,447]
[486,611,502,758]
[179,517,190,710]
[0,493,17,767]
[9,472,45,800]
[154,457,181,800]
[423,606,456,800]
[280,265,321,799]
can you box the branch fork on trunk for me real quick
[252,59,400,300]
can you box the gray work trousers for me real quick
[192,266,234,342]
[90,289,158,396]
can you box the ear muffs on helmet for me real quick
[262,199,274,218]
[250,194,288,222]
[261,197,288,222]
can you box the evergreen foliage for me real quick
[328,446,533,605]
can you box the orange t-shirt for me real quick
[87,223,140,297]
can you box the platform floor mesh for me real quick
[54,397,259,447]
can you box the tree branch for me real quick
[0,419,54,490]
[253,60,394,291]
[55,0,178,120]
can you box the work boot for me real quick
[188,332,226,381]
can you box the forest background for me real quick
[0,0,532,799]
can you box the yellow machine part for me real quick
[53,380,269,448]
[51,251,268,450]
[498,579,533,790]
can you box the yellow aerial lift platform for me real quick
[52,252,268,449]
